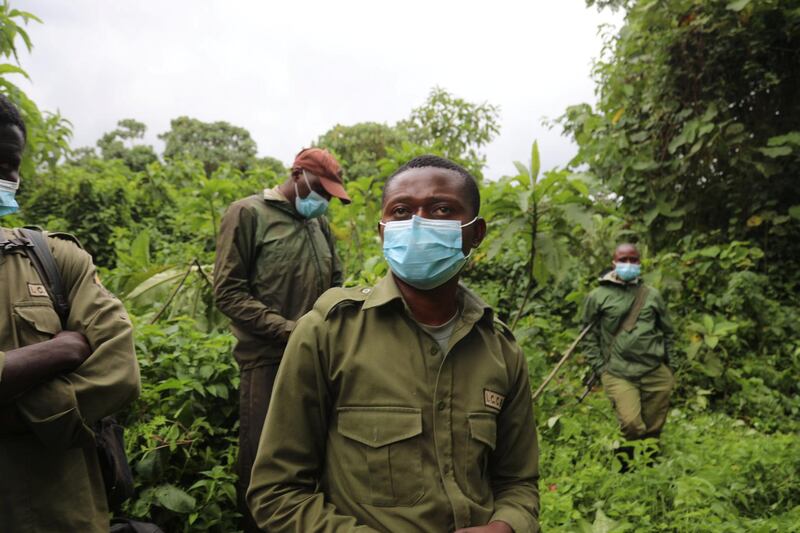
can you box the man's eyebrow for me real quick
[386,194,460,203]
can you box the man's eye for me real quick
[393,207,410,217]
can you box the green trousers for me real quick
[238,362,280,533]
[601,364,675,440]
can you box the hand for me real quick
[283,320,297,342]
[455,521,514,533]
[54,330,92,369]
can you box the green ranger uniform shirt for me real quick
[582,271,675,380]
[0,228,140,533]
[247,274,540,532]
[213,188,343,368]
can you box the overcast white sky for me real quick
[17,1,620,179]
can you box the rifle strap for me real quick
[612,284,649,340]
[16,227,70,327]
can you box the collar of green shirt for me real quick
[362,274,494,328]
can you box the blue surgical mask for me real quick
[0,179,19,217]
[380,215,478,290]
[294,170,329,219]
[615,262,641,281]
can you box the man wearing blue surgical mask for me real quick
[248,155,540,533]
[0,94,140,531]
[582,243,675,472]
[214,146,350,533]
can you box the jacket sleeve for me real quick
[489,341,540,533]
[213,202,295,340]
[246,310,377,532]
[582,291,605,372]
[654,290,675,363]
[321,217,344,288]
[15,238,140,450]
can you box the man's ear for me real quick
[471,218,487,248]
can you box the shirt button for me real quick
[361,288,371,294]
[430,345,439,355]
[437,401,446,411]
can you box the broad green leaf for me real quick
[726,0,751,11]
[767,131,800,146]
[686,341,702,360]
[643,207,660,226]
[0,63,30,79]
[702,352,724,377]
[516,190,530,214]
[702,314,714,332]
[530,141,540,183]
[665,219,683,231]
[698,246,720,257]
[713,321,738,336]
[592,508,619,533]
[789,205,800,220]
[126,267,190,300]
[513,161,529,179]
[130,229,151,267]
[532,252,550,286]
[758,146,792,158]
[705,335,719,349]
[154,484,196,513]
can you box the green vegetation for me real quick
[3,0,799,530]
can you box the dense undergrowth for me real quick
[2,0,799,530]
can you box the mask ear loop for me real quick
[460,216,479,228]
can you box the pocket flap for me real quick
[338,407,422,448]
[468,412,497,450]
[14,303,62,335]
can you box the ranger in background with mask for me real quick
[582,243,675,469]
[213,147,350,533]
[248,155,540,533]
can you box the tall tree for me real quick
[398,87,500,175]
[316,122,405,181]
[159,116,257,175]
[96,118,157,172]
[0,1,71,176]
[562,0,800,260]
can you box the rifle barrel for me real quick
[531,320,596,401]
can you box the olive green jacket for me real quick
[0,228,140,533]
[247,274,540,533]
[213,189,343,368]
[582,271,674,380]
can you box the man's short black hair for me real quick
[383,155,480,216]
[0,94,26,141]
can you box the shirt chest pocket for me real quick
[462,412,497,501]
[13,301,62,346]
[337,406,424,507]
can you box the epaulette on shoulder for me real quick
[314,286,370,320]
[493,317,516,342]
[45,231,84,249]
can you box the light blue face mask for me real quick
[615,262,641,281]
[0,178,19,217]
[295,170,329,219]
[381,215,478,290]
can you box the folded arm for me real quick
[13,239,140,450]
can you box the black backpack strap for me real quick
[17,227,70,327]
